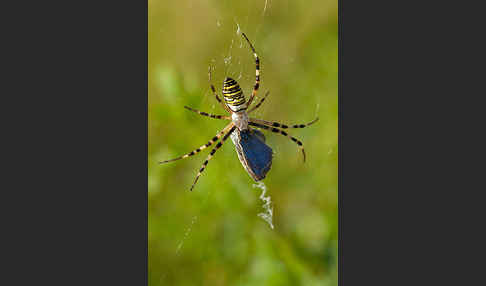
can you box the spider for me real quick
[160,32,318,191]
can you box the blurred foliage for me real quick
[149,0,337,285]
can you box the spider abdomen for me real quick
[222,77,246,112]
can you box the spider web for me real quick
[172,0,274,261]
[152,0,335,283]
[213,1,276,231]
[204,0,271,106]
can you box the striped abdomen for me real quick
[223,77,246,112]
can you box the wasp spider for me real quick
[160,32,318,191]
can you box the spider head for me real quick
[222,77,246,112]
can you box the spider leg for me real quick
[184,106,231,120]
[241,32,260,108]
[248,121,307,162]
[209,66,233,113]
[190,124,237,191]
[158,124,233,164]
[249,117,319,129]
[247,91,269,114]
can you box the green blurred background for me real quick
[149,0,337,285]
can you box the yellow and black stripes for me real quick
[184,106,231,120]
[159,125,232,164]
[222,77,246,111]
[242,32,260,107]
[249,117,319,129]
[247,91,270,113]
[248,122,306,162]
[190,125,237,191]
